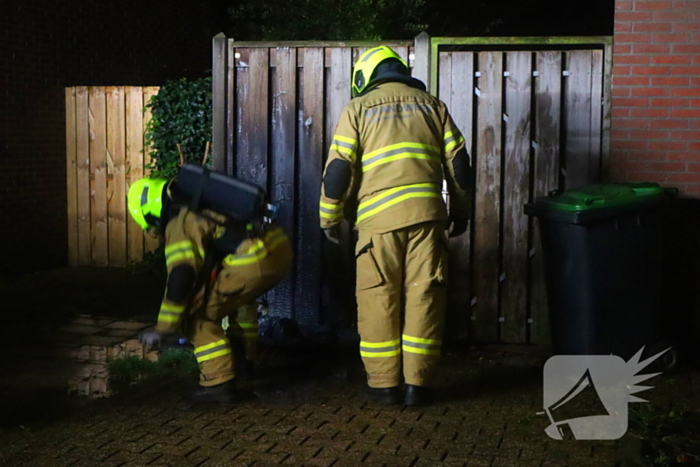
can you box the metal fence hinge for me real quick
[503,113,509,123]
[475,71,482,78]
[531,140,539,150]
[499,273,506,283]
[562,70,571,76]
[532,71,540,77]
[498,317,505,323]
[470,315,477,321]
[527,318,535,324]
[561,167,567,176]
[474,87,481,97]
[503,71,510,77]
[470,297,478,307]
[529,248,536,258]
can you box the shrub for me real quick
[144,77,212,180]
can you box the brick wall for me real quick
[611,0,700,195]
[0,0,215,275]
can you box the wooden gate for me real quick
[432,37,612,344]
[214,35,614,343]
[211,36,423,330]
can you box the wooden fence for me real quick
[65,86,160,267]
[64,35,612,343]
[211,34,612,343]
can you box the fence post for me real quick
[212,32,227,173]
[413,32,432,94]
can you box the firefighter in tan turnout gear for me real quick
[320,46,473,406]
[128,173,293,404]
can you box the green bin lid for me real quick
[535,182,669,212]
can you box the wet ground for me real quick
[0,267,698,467]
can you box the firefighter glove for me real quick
[323,225,341,245]
[448,217,469,238]
[139,330,163,348]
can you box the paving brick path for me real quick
[0,351,626,467]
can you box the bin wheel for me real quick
[646,340,679,373]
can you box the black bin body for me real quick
[525,183,675,360]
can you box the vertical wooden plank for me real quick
[530,51,562,345]
[106,87,127,267]
[500,52,532,344]
[296,48,324,326]
[413,32,431,92]
[396,46,409,67]
[601,42,613,182]
[126,86,145,262]
[472,52,503,343]
[226,41,236,176]
[89,86,109,266]
[447,52,474,341]
[212,33,227,173]
[589,50,604,183]
[142,86,160,254]
[564,50,594,190]
[76,87,91,265]
[268,48,297,318]
[351,47,369,66]
[324,47,354,329]
[439,53,454,336]
[326,48,352,147]
[65,88,79,266]
[236,48,269,189]
[235,49,249,182]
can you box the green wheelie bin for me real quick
[524,183,678,366]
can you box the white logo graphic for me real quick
[540,347,669,440]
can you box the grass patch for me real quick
[629,404,700,466]
[108,347,199,393]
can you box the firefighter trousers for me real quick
[355,221,448,388]
[185,228,294,386]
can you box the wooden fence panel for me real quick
[295,48,325,326]
[590,50,604,183]
[439,51,474,341]
[325,48,355,328]
[565,50,595,190]
[206,36,608,341]
[472,52,503,343]
[500,52,532,344]
[142,87,160,254]
[530,51,562,345]
[75,87,91,265]
[268,48,297,318]
[236,48,269,189]
[107,87,127,267]
[126,87,144,263]
[89,86,109,266]
[66,88,79,266]
[66,86,158,265]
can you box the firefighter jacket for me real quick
[319,81,473,234]
[155,207,289,334]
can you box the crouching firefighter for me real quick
[127,165,293,404]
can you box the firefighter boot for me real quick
[362,385,401,405]
[190,380,237,404]
[404,384,433,407]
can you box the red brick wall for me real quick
[611,0,700,195]
[0,0,215,275]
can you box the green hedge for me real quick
[145,77,212,180]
